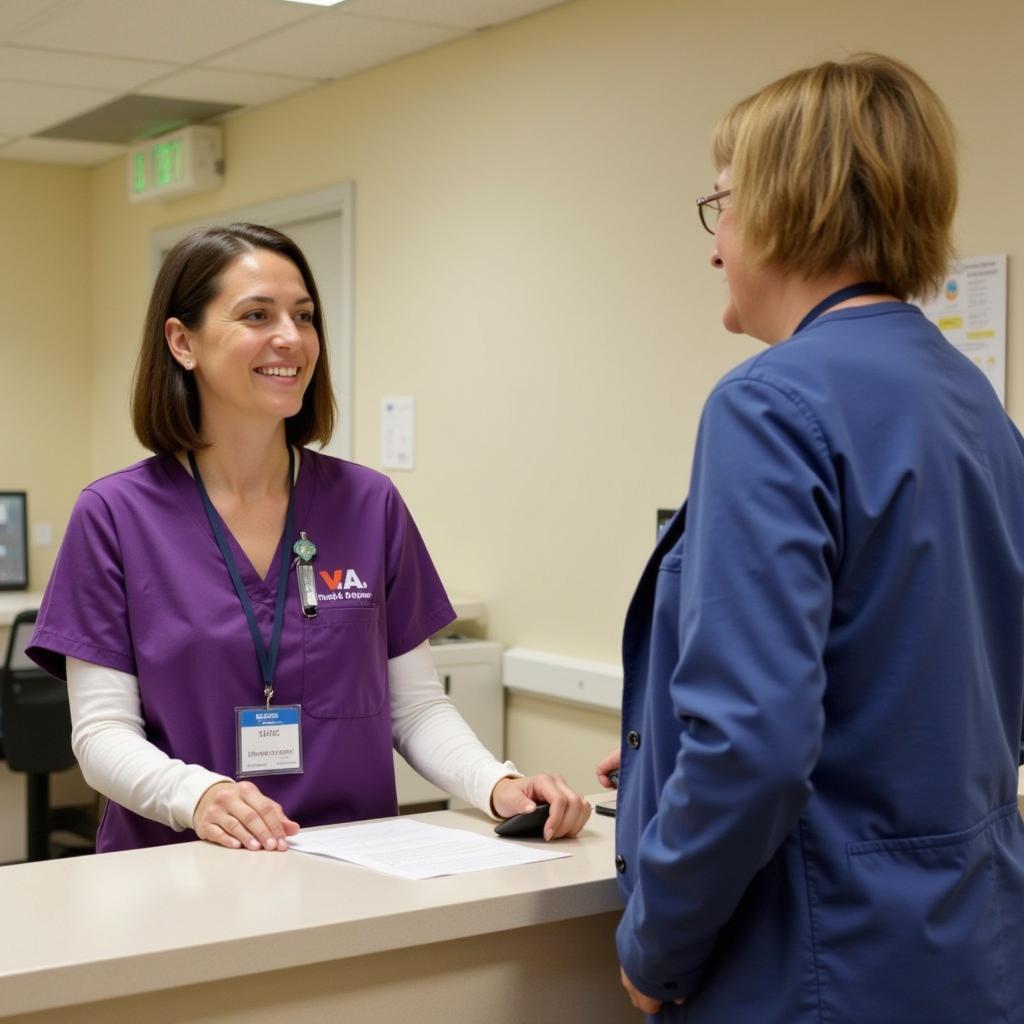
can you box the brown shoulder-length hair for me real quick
[132,222,336,455]
[711,54,957,300]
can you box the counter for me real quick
[0,801,630,1023]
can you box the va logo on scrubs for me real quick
[319,569,368,591]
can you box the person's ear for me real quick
[165,318,196,371]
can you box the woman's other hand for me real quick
[193,780,300,851]
[491,774,592,840]
[596,748,620,789]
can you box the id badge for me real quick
[235,705,304,777]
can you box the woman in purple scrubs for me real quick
[28,223,591,853]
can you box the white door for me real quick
[272,212,350,459]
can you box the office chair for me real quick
[1,609,96,861]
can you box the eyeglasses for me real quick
[696,189,731,235]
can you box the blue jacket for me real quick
[616,303,1024,1023]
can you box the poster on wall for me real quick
[917,254,1007,405]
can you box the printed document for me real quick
[287,818,571,879]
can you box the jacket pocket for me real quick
[302,604,385,719]
[813,804,1019,1023]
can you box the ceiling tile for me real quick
[10,0,318,64]
[138,67,316,107]
[0,79,118,135]
[208,8,463,80]
[338,0,567,30]
[0,1,70,43]
[0,136,126,165]
[0,45,178,91]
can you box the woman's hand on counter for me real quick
[490,774,592,840]
[193,780,301,851]
[596,749,620,789]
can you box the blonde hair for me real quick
[711,54,957,300]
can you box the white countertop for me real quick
[0,801,620,1018]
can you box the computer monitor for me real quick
[0,492,28,590]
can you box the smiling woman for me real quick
[165,250,319,444]
[23,223,592,855]
[132,224,335,457]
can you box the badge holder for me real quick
[236,687,304,778]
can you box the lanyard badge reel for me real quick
[292,532,318,618]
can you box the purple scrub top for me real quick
[27,450,456,852]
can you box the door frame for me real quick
[150,183,355,459]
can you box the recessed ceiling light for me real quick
[278,0,350,6]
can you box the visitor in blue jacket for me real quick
[598,53,1024,1022]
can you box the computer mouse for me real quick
[494,802,550,839]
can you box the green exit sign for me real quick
[152,140,183,187]
[127,126,223,203]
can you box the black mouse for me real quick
[494,802,550,839]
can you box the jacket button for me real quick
[615,854,626,873]
[627,730,641,749]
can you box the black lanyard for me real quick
[793,282,887,336]
[188,447,295,706]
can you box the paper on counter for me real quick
[287,818,571,880]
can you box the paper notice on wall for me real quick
[917,254,1007,405]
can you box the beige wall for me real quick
[0,162,92,590]
[7,0,1024,784]
[506,692,619,792]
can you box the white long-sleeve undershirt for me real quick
[66,642,518,833]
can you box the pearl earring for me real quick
[184,360,194,370]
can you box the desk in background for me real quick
[0,801,629,1023]
[0,592,45,645]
